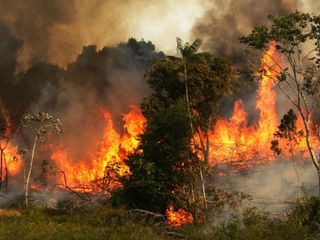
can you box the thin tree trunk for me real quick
[0,149,3,190]
[299,110,320,195]
[199,167,207,210]
[318,170,320,196]
[25,136,37,207]
[3,154,8,193]
[289,142,300,200]
[183,62,208,211]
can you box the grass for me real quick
[0,207,167,240]
[0,198,319,240]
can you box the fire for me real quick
[1,41,317,227]
[203,41,311,169]
[166,205,193,227]
[0,141,23,178]
[50,105,146,191]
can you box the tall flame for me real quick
[50,105,146,191]
[206,42,286,168]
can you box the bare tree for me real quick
[21,112,62,206]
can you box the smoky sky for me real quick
[0,0,201,72]
[192,0,298,60]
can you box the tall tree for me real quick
[147,39,238,166]
[113,39,239,218]
[240,11,320,194]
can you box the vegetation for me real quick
[241,11,320,193]
[112,100,197,215]
[20,112,62,207]
[0,198,320,240]
[112,38,239,219]
[271,109,304,199]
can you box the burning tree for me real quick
[0,102,19,193]
[21,112,62,206]
[241,11,320,194]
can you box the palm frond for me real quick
[189,39,202,55]
[176,37,184,53]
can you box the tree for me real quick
[240,11,320,194]
[271,109,304,199]
[147,38,238,165]
[112,100,198,216]
[0,102,17,193]
[112,39,239,220]
[21,112,62,206]
[146,39,238,210]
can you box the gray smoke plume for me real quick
[192,0,298,60]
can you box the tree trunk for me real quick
[289,143,300,200]
[0,149,3,190]
[299,111,320,195]
[25,136,37,207]
[3,155,8,193]
[183,62,208,211]
[199,167,207,210]
[318,170,320,196]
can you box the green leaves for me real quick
[241,11,318,55]
[240,26,270,49]
[271,109,303,155]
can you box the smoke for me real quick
[20,39,164,169]
[0,21,21,83]
[0,0,202,72]
[214,159,317,213]
[192,0,299,60]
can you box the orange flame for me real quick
[166,205,193,227]
[202,41,313,169]
[0,141,23,178]
[50,105,146,191]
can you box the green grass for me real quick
[0,200,319,240]
[0,207,167,240]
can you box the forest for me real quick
[0,3,320,240]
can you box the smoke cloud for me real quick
[0,0,202,72]
[192,0,300,60]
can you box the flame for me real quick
[50,105,146,191]
[0,141,23,178]
[166,205,193,227]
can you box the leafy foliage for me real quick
[146,49,238,132]
[241,11,320,192]
[271,109,303,155]
[112,100,197,214]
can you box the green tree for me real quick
[147,38,238,165]
[113,39,239,220]
[240,11,320,194]
[112,100,197,215]
[146,39,238,210]
[21,112,62,206]
[271,109,304,199]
